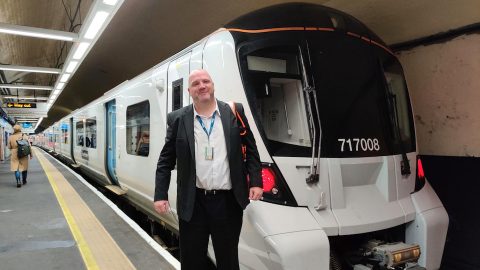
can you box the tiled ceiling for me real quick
[0,0,479,131]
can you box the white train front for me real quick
[38,4,449,270]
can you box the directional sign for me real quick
[6,103,37,108]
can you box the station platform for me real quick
[0,147,179,270]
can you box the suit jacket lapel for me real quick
[182,105,195,160]
[218,100,232,160]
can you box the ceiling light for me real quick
[56,82,65,89]
[65,61,79,73]
[0,84,53,90]
[2,96,49,100]
[59,73,71,83]
[34,117,44,130]
[0,22,77,41]
[0,65,61,74]
[72,42,90,60]
[84,11,109,39]
[103,0,119,5]
[53,90,61,95]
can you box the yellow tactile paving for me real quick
[35,148,136,270]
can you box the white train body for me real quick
[40,4,448,270]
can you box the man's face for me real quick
[188,70,214,104]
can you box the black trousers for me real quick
[179,189,243,270]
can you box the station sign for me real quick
[22,122,33,128]
[6,103,37,108]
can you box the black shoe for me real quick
[23,180,27,185]
[17,183,21,188]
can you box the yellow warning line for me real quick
[35,148,99,269]
[35,148,136,270]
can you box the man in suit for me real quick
[154,69,263,270]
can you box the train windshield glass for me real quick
[239,33,415,158]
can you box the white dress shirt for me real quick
[193,101,232,190]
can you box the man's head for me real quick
[188,69,215,105]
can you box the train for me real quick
[0,117,13,161]
[36,3,449,270]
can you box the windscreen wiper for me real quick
[390,93,411,175]
[380,62,411,176]
[298,44,322,183]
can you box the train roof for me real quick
[224,2,386,47]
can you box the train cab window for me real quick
[259,78,311,148]
[241,44,313,157]
[172,79,183,111]
[76,121,84,147]
[85,118,96,149]
[126,100,150,157]
[382,60,415,152]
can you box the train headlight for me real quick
[260,163,297,206]
[414,156,426,192]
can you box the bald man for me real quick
[154,69,263,270]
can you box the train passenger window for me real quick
[76,121,84,147]
[126,100,150,157]
[172,79,183,111]
[85,118,96,149]
[61,123,69,144]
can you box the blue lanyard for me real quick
[196,112,216,140]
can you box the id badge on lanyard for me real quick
[205,145,214,160]
[197,113,216,160]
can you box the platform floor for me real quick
[0,147,178,270]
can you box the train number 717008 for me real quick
[337,138,380,152]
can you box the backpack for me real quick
[16,139,31,158]
[227,102,247,161]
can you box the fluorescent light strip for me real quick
[56,82,65,90]
[0,64,61,74]
[53,90,61,95]
[34,118,44,130]
[65,61,79,73]
[0,22,77,41]
[72,42,90,60]
[2,96,49,100]
[103,0,119,5]
[59,73,71,83]
[84,11,109,39]
[0,84,53,90]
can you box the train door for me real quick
[165,52,191,219]
[106,99,119,185]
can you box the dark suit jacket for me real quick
[154,100,262,222]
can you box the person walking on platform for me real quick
[8,125,33,188]
[154,69,263,270]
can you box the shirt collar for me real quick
[193,99,221,118]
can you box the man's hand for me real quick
[249,187,263,201]
[154,200,170,214]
